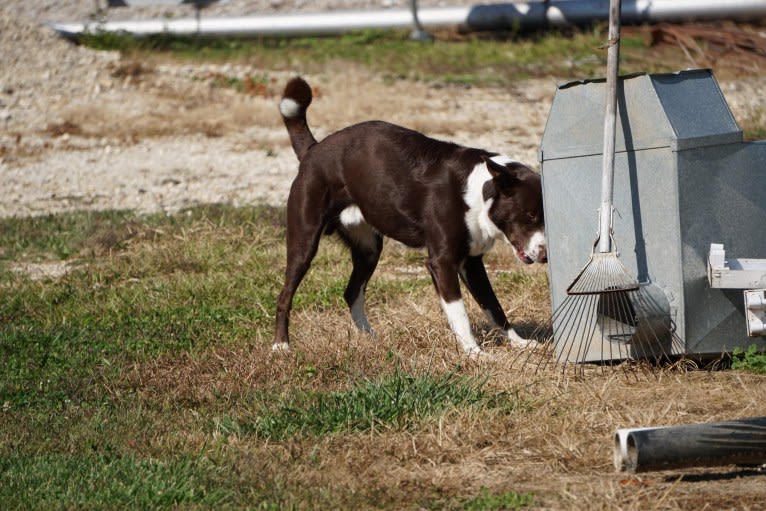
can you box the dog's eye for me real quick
[526,211,537,222]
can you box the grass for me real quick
[462,487,534,510]
[1,454,234,509]
[3,205,766,509]
[0,205,540,509]
[731,344,766,374]
[233,367,522,441]
[0,210,136,261]
[79,26,669,85]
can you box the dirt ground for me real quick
[3,2,766,509]
[3,2,766,219]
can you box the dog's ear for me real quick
[483,156,525,192]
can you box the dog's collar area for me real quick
[464,165,504,257]
[482,180,496,201]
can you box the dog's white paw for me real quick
[271,342,291,353]
[506,328,538,349]
[464,345,491,361]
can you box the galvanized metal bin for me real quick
[539,69,766,361]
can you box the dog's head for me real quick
[483,157,547,264]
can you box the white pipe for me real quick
[49,1,766,38]
[49,7,470,37]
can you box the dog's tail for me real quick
[279,77,317,161]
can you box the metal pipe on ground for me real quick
[49,0,766,39]
[614,416,766,473]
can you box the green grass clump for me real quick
[0,206,287,408]
[731,344,766,374]
[224,368,521,440]
[0,210,136,261]
[462,487,534,510]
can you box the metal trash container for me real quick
[540,69,766,361]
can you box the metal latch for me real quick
[708,243,766,337]
[745,290,766,337]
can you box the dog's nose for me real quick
[538,246,548,263]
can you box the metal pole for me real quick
[408,0,433,42]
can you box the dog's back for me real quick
[279,78,494,246]
[279,76,486,179]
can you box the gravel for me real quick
[1,1,765,219]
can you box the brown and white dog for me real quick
[273,77,546,357]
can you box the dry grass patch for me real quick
[117,287,766,508]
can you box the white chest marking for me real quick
[463,157,515,256]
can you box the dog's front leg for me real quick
[426,255,483,357]
[440,299,483,357]
[459,256,536,349]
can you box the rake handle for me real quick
[598,0,621,254]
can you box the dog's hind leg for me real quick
[344,241,382,334]
[338,211,383,335]
[459,256,536,349]
[273,185,327,352]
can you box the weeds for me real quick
[731,344,766,374]
[234,369,516,440]
[462,487,534,510]
[4,205,765,509]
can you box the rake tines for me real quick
[566,250,639,295]
[516,282,685,377]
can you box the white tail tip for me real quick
[279,98,301,119]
